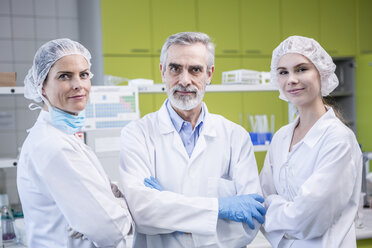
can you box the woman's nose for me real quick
[287,73,299,84]
[71,77,82,89]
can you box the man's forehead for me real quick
[166,44,208,67]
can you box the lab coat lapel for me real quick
[157,101,189,158]
[190,105,217,163]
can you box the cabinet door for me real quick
[356,54,372,151]
[358,0,372,54]
[204,92,244,125]
[320,0,356,57]
[151,0,197,54]
[242,57,271,71]
[280,0,320,40]
[241,0,281,56]
[139,93,156,117]
[197,0,241,55]
[103,57,154,80]
[213,57,242,84]
[101,0,152,55]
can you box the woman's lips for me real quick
[288,88,304,94]
[69,95,86,100]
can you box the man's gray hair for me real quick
[160,32,215,72]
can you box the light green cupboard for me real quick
[151,0,197,55]
[203,92,244,125]
[280,0,320,40]
[101,0,152,55]
[356,54,372,151]
[240,0,281,56]
[357,0,372,54]
[320,0,356,57]
[197,0,241,55]
[103,57,154,80]
[358,239,372,248]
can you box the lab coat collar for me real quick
[158,99,216,137]
[38,109,52,124]
[286,107,336,149]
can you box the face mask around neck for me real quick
[49,107,86,135]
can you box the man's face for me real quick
[160,43,214,111]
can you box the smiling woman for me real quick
[259,36,363,248]
[42,54,91,115]
[17,38,133,248]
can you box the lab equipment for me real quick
[84,86,140,130]
[144,177,164,191]
[222,69,271,85]
[0,194,17,245]
[24,38,93,103]
[222,70,261,85]
[270,35,339,101]
[248,114,273,145]
[218,194,266,229]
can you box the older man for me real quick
[119,32,265,248]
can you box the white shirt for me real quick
[17,110,133,248]
[119,101,262,248]
[260,108,363,248]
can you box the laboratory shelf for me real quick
[0,158,18,168]
[137,84,278,93]
[253,145,269,152]
[0,85,278,95]
[0,86,24,94]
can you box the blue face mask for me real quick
[50,107,85,135]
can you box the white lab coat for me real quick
[119,101,262,248]
[260,108,363,248]
[17,110,133,248]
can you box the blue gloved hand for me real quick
[218,194,266,229]
[144,176,164,191]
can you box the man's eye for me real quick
[170,66,179,72]
[192,68,201,73]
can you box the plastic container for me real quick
[0,194,18,245]
[250,132,272,145]
[222,69,261,85]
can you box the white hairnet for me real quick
[24,38,93,102]
[270,35,339,101]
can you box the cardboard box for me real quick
[0,72,16,87]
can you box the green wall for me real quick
[101,0,372,166]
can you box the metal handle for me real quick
[245,50,261,54]
[130,49,150,53]
[222,49,239,54]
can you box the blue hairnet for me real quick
[24,38,93,102]
[270,36,339,101]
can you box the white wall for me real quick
[0,0,81,206]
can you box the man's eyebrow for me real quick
[168,63,181,68]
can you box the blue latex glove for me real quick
[144,176,164,191]
[218,194,266,229]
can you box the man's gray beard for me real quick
[166,84,205,111]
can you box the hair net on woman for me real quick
[270,35,339,101]
[24,38,93,103]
